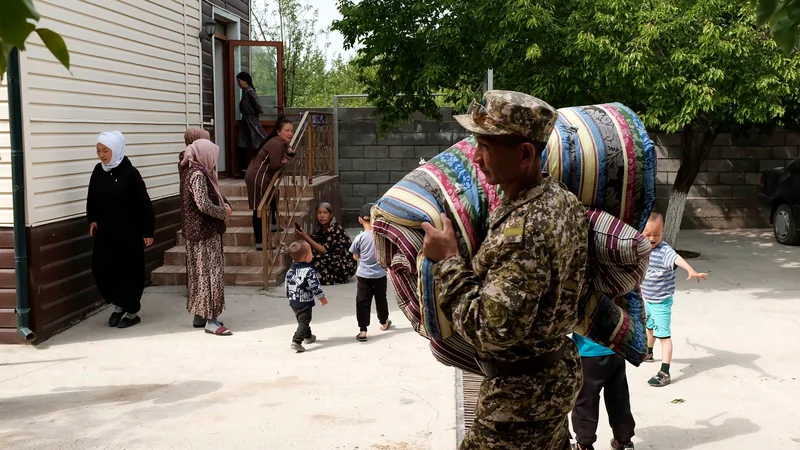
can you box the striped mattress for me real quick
[373,103,657,374]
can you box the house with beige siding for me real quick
[0,0,265,344]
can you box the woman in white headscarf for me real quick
[87,131,155,329]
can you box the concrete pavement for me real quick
[0,229,799,449]
[0,282,457,450]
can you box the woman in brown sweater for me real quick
[180,138,233,335]
[245,116,295,250]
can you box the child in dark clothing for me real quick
[349,203,391,342]
[571,334,636,450]
[285,240,327,353]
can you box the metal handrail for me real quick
[257,111,335,288]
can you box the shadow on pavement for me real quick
[638,413,760,449]
[670,340,774,385]
[302,327,402,352]
[0,380,222,422]
[0,357,86,367]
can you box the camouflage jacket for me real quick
[434,175,589,362]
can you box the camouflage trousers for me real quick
[460,341,583,450]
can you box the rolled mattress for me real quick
[372,102,657,374]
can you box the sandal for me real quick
[648,371,671,387]
[356,332,367,342]
[205,326,232,336]
[193,316,223,328]
[380,319,393,331]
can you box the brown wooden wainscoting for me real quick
[22,195,181,344]
[0,229,19,344]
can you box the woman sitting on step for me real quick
[180,138,233,335]
[296,202,357,285]
[245,116,296,251]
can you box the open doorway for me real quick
[226,40,284,176]
[213,33,228,173]
[210,8,243,178]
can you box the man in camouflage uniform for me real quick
[421,91,589,450]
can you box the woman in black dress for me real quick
[296,203,357,285]
[87,131,155,329]
[236,72,268,178]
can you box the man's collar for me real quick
[490,174,552,229]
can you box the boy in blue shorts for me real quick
[641,212,707,387]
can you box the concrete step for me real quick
[165,245,264,267]
[226,211,252,228]
[219,179,247,198]
[225,196,250,211]
[151,265,265,287]
[177,227,256,247]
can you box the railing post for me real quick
[262,202,270,289]
[307,120,315,185]
[327,120,334,176]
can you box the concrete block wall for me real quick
[335,108,469,224]
[651,132,798,229]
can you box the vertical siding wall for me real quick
[17,0,203,227]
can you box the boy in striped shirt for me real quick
[641,212,708,387]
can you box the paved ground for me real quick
[586,229,800,449]
[0,229,799,449]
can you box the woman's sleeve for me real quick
[189,173,227,220]
[267,139,288,172]
[131,168,156,238]
[248,89,264,116]
[86,166,98,223]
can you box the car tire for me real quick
[773,204,800,246]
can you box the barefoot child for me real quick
[349,203,391,342]
[641,212,708,387]
[285,240,328,353]
[571,334,636,450]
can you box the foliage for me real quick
[573,0,800,135]
[1,0,69,79]
[252,0,369,108]
[750,0,800,54]
[335,0,800,244]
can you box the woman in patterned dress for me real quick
[236,72,268,178]
[296,203,357,285]
[180,138,233,335]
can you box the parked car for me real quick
[758,156,800,245]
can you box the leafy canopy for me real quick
[252,0,368,107]
[334,0,800,133]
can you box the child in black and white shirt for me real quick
[285,240,327,353]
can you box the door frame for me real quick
[226,40,285,176]
[213,32,230,176]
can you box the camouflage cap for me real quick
[454,90,558,143]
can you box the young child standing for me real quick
[641,212,708,387]
[349,203,391,342]
[285,240,327,353]
[571,333,636,450]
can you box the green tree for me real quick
[335,0,800,246]
[1,0,69,78]
[252,0,370,108]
